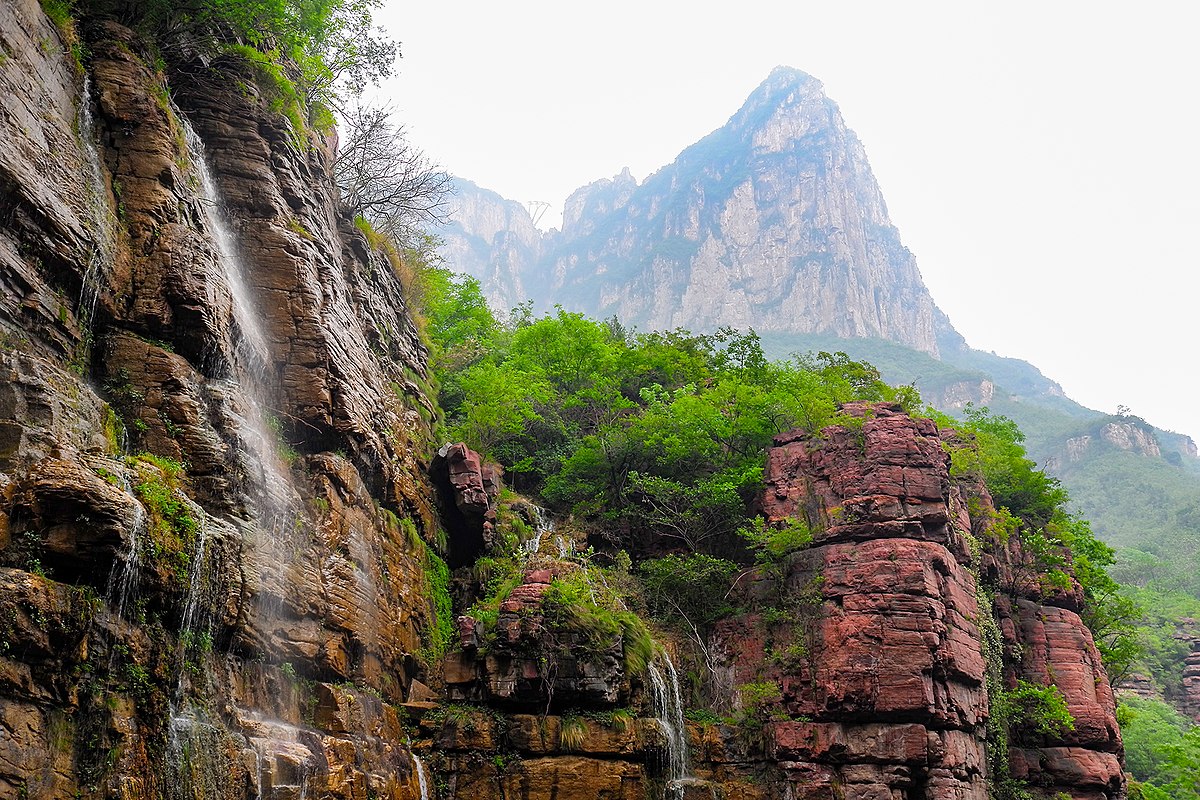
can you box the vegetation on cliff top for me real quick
[419,269,1139,681]
[83,0,395,105]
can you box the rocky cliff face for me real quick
[442,67,943,354]
[0,2,441,796]
[439,179,541,314]
[419,407,1126,800]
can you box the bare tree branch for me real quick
[333,101,453,244]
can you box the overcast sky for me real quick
[374,1,1200,444]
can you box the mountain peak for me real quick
[766,64,821,88]
[443,66,944,355]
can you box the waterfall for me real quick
[161,113,314,796]
[412,753,431,800]
[179,116,271,371]
[102,475,146,623]
[178,111,303,583]
[647,650,690,800]
[522,505,554,556]
[76,74,115,338]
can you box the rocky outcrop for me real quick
[1062,419,1163,463]
[432,442,500,566]
[1172,638,1200,723]
[445,67,945,354]
[445,566,626,709]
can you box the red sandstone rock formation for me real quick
[1178,641,1200,722]
[433,442,500,565]
[707,403,1124,800]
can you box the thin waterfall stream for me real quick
[413,753,431,800]
[76,74,116,340]
[521,505,555,556]
[647,649,692,800]
[179,110,304,589]
[166,107,313,797]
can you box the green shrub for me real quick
[734,681,782,725]
[739,517,813,563]
[995,680,1074,740]
[130,454,198,581]
[416,543,453,667]
[541,568,654,675]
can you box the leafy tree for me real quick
[1120,697,1200,800]
[98,0,396,107]
[638,554,740,628]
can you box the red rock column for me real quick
[729,404,990,800]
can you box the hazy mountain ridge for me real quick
[444,67,942,353]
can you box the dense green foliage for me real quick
[1120,697,1200,800]
[637,554,740,628]
[430,294,914,557]
[1071,450,1200,598]
[995,679,1075,739]
[422,274,1138,671]
[1122,586,1200,693]
[84,0,395,113]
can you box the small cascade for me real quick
[555,534,571,559]
[647,650,691,800]
[76,75,115,340]
[176,510,214,670]
[179,115,271,372]
[102,475,146,624]
[412,753,431,800]
[521,505,555,556]
[167,505,221,730]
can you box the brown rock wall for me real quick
[0,5,443,797]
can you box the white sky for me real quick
[374,0,1200,443]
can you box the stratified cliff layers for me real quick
[0,2,1123,798]
[443,67,941,355]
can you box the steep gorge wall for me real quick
[0,2,442,796]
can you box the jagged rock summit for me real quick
[444,65,943,355]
